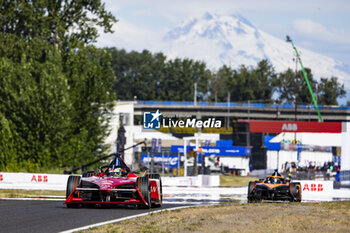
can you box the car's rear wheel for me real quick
[247,181,255,203]
[148,174,162,208]
[82,170,96,177]
[289,182,301,202]
[66,175,81,208]
[137,176,151,209]
[291,182,302,202]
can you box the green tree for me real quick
[0,35,71,170]
[109,48,211,102]
[251,60,276,102]
[0,1,117,171]
[160,58,211,101]
[110,49,166,100]
[297,68,317,105]
[63,45,115,167]
[130,51,162,100]
[0,113,17,170]
[273,68,296,103]
[211,60,275,103]
[317,77,346,105]
[0,0,116,50]
[273,67,317,105]
[235,65,256,101]
[210,65,232,102]
[274,68,345,106]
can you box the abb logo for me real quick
[0,174,3,181]
[282,123,298,131]
[31,175,48,183]
[303,183,323,192]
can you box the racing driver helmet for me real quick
[286,173,292,182]
[112,167,123,177]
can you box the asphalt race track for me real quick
[0,200,188,233]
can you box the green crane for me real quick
[286,35,323,122]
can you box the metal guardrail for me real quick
[135,100,350,110]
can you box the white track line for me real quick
[59,205,193,233]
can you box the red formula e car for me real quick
[65,154,162,209]
[247,170,301,203]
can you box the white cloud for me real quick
[292,18,350,45]
[96,18,166,51]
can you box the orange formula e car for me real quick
[65,154,162,209]
[247,170,301,203]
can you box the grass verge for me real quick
[83,201,350,233]
[0,189,65,198]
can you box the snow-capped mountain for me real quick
[161,12,350,88]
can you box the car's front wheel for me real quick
[66,175,81,208]
[137,176,151,209]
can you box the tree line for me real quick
[109,48,346,106]
[0,1,116,172]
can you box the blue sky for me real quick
[97,0,350,66]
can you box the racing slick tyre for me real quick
[247,181,255,203]
[148,174,162,208]
[66,175,81,208]
[82,170,96,177]
[137,176,151,209]
[290,182,302,202]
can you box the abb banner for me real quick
[0,172,70,190]
[0,172,220,190]
[295,180,333,201]
[241,120,342,133]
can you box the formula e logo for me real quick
[143,110,162,129]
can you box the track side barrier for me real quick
[0,172,69,190]
[0,172,337,201]
[0,172,220,190]
[295,180,333,201]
